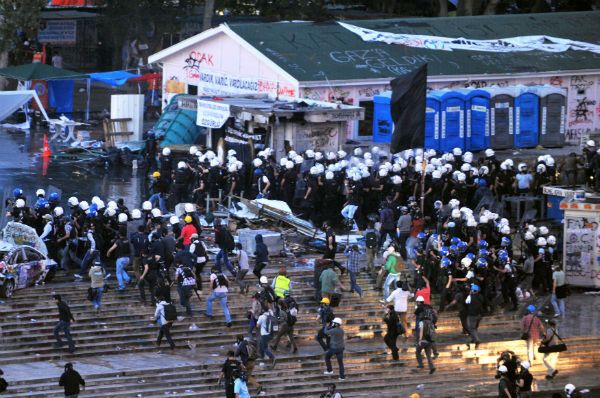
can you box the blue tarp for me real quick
[89,71,140,87]
[48,80,74,117]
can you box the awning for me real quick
[89,71,141,87]
[128,73,161,82]
[0,63,87,80]
[0,90,50,123]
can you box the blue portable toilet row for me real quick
[372,85,565,151]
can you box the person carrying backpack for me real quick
[234,335,262,394]
[205,267,232,327]
[258,276,277,311]
[270,299,298,353]
[58,363,85,398]
[256,309,277,368]
[0,368,8,393]
[416,315,436,374]
[106,233,132,291]
[220,351,242,398]
[316,297,335,351]
[189,234,208,291]
[497,365,517,398]
[154,299,176,349]
[214,219,236,275]
[175,263,197,316]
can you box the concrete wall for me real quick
[159,32,298,107]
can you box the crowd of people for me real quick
[2,142,587,398]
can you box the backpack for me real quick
[287,307,298,327]
[365,231,377,249]
[265,313,279,334]
[421,306,438,325]
[321,305,334,324]
[0,377,7,393]
[212,273,229,289]
[421,319,436,342]
[260,286,276,304]
[243,340,258,361]
[224,231,235,251]
[163,303,178,322]
[182,267,194,278]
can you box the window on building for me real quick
[357,100,374,137]
[188,85,198,95]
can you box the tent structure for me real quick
[89,71,140,87]
[0,63,87,81]
[0,90,50,129]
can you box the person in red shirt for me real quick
[180,216,198,247]
[415,275,431,305]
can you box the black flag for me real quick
[390,63,427,153]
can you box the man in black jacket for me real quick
[59,363,85,397]
[466,284,484,349]
[53,294,76,353]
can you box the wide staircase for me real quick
[1,261,599,397]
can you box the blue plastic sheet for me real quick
[48,80,74,116]
[89,71,140,87]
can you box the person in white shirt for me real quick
[205,267,232,327]
[385,280,413,338]
[234,243,249,294]
[52,51,63,68]
[256,309,276,367]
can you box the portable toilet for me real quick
[482,86,516,150]
[537,85,567,147]
[425,92,442,151]
[430,90,465,152]
[514,85,540,148]
[457,88,491,152]
[373,92,394,144]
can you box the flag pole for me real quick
[420,150,426,214]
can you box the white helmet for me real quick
[505,159,514,168]
[36,189,45,197]
[15,198,25,208]
[457,172,466,182]
[353,148,363,156]
[547,235,557,245]
[228,164,238,173]
[363,152,372,160]
[105,208,116,217]
[587,139,595,147]
[524,231,534,240]
[451,209,461,219]
[379,168,388,177]
[286,161,294,169]
[432,170,442,179]
[325,171,334,180]
[485,148,495,158]
[466,218,477,227]
[391,175,402,185]
[294,155,304,164]
[371,146,380,154]
[142,201,152,211]
[96,200,105,210]
[332,317,342,325]
[461,257,472,267]
[365,159,374,167]
[564,384,576,395]
[205,150,216,160]
[449,199,460,209]
[310,166,319,175]
[452,147,462,156]
[252,158,262,168]
[189,146,198,155]
[184,203,195,213]
[539,226,549,235]
[162,147,171,156]
[460,163,471,172]
[210,159,220,167]
[169,215,179,225]
[479,215,488,224]
[79,201,89,211]
[177,161,186,169]
[107,200,117,209]
[536,164,546,173]
[500,225,510,235]
[325,152,335,161]
[118,213,128,223]
[462,152,473,163]
[228,149,237,157]
[131,209,141,219]
[479,166,489,176]
[305,149,315,158]
[68,196,79,207]
[499,218,509,227]
[537,237,547,246]
[546,157,555,167]
[518,162,528,172]
[259,276,268,284]
[337,150,347,159]
[314,151,323,161]
[54,206,64,217]
[151,208,162,218]
[527,225,537,234]
[91,196,101,205]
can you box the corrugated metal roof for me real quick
[227,11,600,82]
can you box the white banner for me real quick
[198,70,297,97]
[338,22,600,54]
[196,100,230,128]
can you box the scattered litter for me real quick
[184,390,194,393]
[189,323,199,331]
[583,291,600,295]
[30,319,37,323]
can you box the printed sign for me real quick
[38,20,76,44]
[198,70,297,97]
[196,100,230,128]
[563,213,600,288]
[338,22,600,54]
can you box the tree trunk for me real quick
[438,0,448,16]
[0,51,9,91]
[202,0,215,32]
[483,0,501,14]
[457,0,474,15]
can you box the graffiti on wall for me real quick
[567,75,598,139]
[183,51,215,79]
[328,49,437,76]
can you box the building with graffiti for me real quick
[149,11,600,145]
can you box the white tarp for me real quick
[2,222,48,256]
[338,22,600,54]
[196,99,230,128]
[0,90,50,126]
